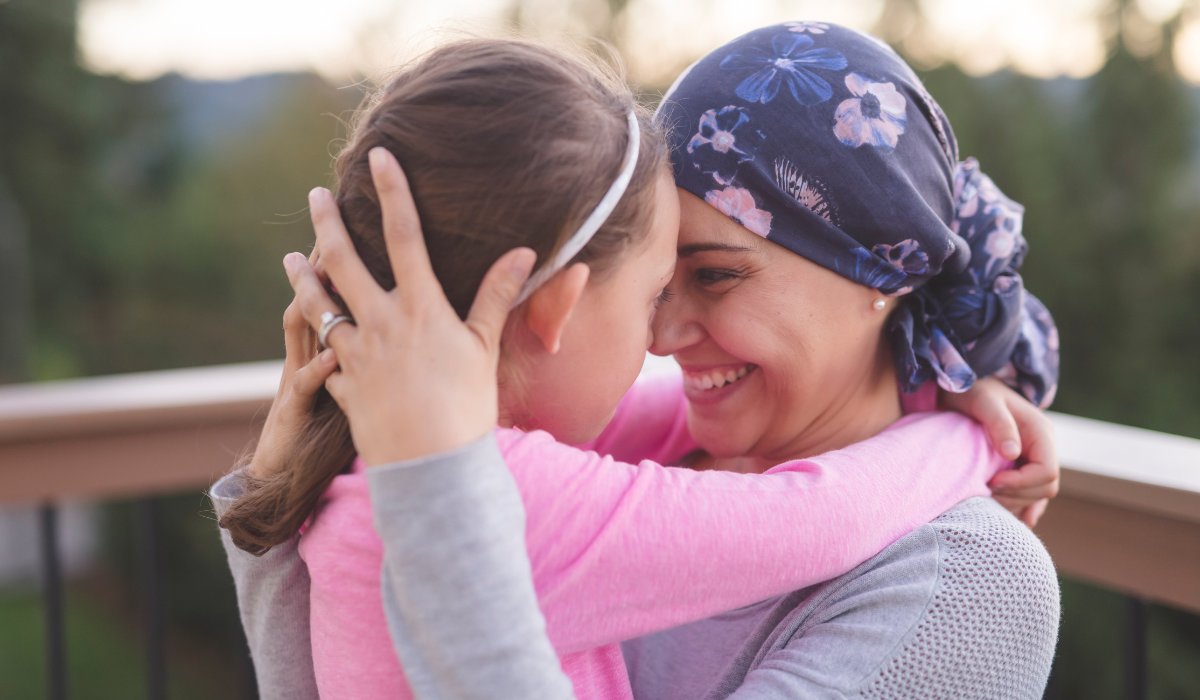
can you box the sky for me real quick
[77,0,1200,86]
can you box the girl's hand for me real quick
[285,147,536,467]
[940,377,1060,527]
[247,284,341,479]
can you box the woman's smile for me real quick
[680,362,758,404]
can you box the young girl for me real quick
[214,36,1058,700]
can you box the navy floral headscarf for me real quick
[657,22,1059,407]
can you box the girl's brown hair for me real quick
[220,38,668,554]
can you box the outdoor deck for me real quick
[2,361,1198,700]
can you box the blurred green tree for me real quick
[0,0,107,383]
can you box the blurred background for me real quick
[1,0,1199,697]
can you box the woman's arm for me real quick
[367,434,575,700]
[210,472,320,700]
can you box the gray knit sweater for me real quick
[213,435,1060,700]
[622,497,1061,700]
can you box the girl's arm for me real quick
[575,370,694,465]
[505,410,1005,654]
[210,471,320,700]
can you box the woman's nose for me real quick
[650,287,706,357]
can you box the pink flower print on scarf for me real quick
[705,187,773,237]
[872,238,930,275]
[833,73,907,149]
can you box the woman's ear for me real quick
[524,262,590,354]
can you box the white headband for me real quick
[511,109,642,307]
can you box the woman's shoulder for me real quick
[923,497,1061,627]
[723,499,1060,700]
[858,497,1060,697]
[843,497,1060,634]
[923,496,1059,604]
[788,498,1059,699]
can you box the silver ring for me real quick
[317,311,353,349]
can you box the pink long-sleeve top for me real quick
[298,374,1008,700]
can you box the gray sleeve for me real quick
[367,433,576,700]
[724,499,1060,700]
[210,472,319,700]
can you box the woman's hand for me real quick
[940,378,1060,527]
[247,282,341,479]
[284,147,536,466]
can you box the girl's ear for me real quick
[524,262,590,354]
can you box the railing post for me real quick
[138,497,168,700]
[39,503,67,700]
[1123,595,1148,700]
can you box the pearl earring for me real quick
[873,299,887,311]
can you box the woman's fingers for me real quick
[465,248,537,354]
[282,296,323,367]
[308,187,385,315]
[293,348,339,397]
[284,252,356,353]
[368,148,441,302]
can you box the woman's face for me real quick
[514,170,680,444]
[651,188,900,463]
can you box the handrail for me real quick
[0,361,281,503]
[0,360,283,443]
[1049,413,1200,524]
[1037,412,1200,614]
[2,361,1199,611]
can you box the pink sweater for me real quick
[298,374,1007,700]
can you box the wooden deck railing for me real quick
[2,361,1199,699]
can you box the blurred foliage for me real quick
[0,0,360,384]
[2,0,1199,697]
[0,584,236,700]
[1047,580,1200,699]
[99,495,252,685]
[1,0,358,695]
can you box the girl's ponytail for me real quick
[219,389,353,555]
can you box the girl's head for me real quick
[223,38,673,553]
[651,23,1058,462]
[332,38,676,444]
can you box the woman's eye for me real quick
[695,268,740,286]
[653,287,674,307]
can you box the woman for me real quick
[214,28,1059,700]
[293,24,1060,699]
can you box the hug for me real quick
[212,22,1063,700]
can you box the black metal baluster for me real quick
[1123,595,1148,700]
[39,503,67,700]
[1041,657,1060,699]
[138,498,167,700]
